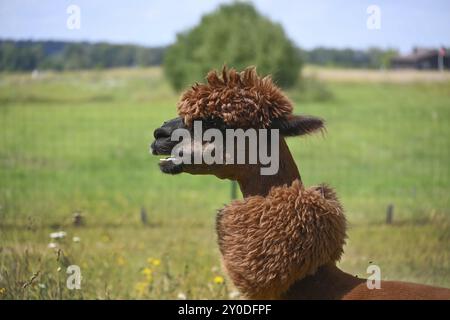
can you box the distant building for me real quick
[391,47,450,70]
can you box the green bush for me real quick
[164,2,302,91]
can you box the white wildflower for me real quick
[229,290,240,299]
[48,242,57,249]
[177,292,187,300]
[50,231,66,239]
[72,236,80,243]
[211,266,219,273]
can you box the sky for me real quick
[0,0,449,53]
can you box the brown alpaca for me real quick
[150,67,450,300]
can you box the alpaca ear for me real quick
[270,115,325,136]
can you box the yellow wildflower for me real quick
[135,281,148,296]
[213,276,224,284]
[152,259,161,267]
[141,267,153,282]
[147,257,161,267]
[0,288,6,296]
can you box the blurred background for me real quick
[0,0,449,299]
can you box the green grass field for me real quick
[0,67,449,299]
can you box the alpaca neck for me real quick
[236,138,301,197]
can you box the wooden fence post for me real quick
[386,204,394,224]
[231,181,237,200]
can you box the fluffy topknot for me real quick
[177,67,293,129]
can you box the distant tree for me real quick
[164,2,302,91]
[62,43,90,69]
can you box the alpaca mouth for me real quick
[158,156,183,174]
[159,156,177,163]
[150,139,184,174]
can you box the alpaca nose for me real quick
[153,126,171,139]
[150,136,172,155]
[151,117,186,155]
[153,117,186,139]
[150,140,158,155]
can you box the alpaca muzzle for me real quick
[150,117,186,174]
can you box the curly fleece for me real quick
[177,67,293,129]
[216,180,347,299]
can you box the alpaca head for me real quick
[150,67,324,180]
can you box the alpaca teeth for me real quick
[159,157,177,162]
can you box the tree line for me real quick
[0,40,166,71]
[301,47,398,69]
[0,39,398,73]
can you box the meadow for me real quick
[0,67,449,299]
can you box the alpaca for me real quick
[150,67,450,300]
